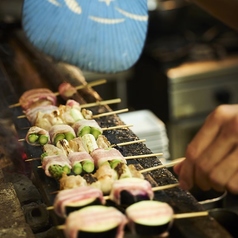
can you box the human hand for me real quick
[173,104,238,194]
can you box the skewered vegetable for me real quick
[125,200,174,237]
[63,205,127,238]
[73,119,102,139]
[91,147,127,168]
[49,124,76,145]
[68,151,95,174]
[41,154,72,180]
[81,134,99,154]
[25,126,50,146]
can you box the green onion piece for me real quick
[39,135,49,145]
[79,126,91,136]
[72,162,83,175]
[65,132,75,141]
[82,160,95,173]
[54,133,65,144]
[91,128,102,139]
[28,134,39,143]
[70,108,84,121]
[110,160,121,169]
[79,126,91,137]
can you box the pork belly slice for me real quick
[25,105,58,125]
[41,154,71,179]
[53,186,106,218]
[73,119,102,139]
[42,144,64,157]
[91,148,127,168]
[19,88,57,111]
[49,124,76,145]
[25,126,50,146]
[58,82,78,101]
[68,151,95,174]
[109,177,154,206]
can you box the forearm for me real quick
[189,0,238,31]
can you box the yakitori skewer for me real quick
[18,124,133,143]
[124,201,209,237]
[17,98,122,119]
[24,138,146,162]
[46,182,180,212]
[56,209,208,228]
[56,206,208,238]
[9,79,107,108]
[36,152,165,169]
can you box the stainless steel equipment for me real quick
[167,56,238,159]
[127,4,238,160]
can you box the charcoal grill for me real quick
[0,24,233,238]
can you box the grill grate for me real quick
[0,28,233,238]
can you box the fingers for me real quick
[175,147,238,193]
[227,173,238,194]
[176,106,228,190]
[174,105,238,193]
[192,121,237,190]
[186,105,229,158]
[173,157,185,175]
[209,146,238,193]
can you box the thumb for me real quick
[173,157,185,175]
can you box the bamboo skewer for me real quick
[139,158,185,173]
[54,79,107,97]
[173,211,209,219]
[9,102,21,108]
[80,98,121,109]
[125,153,163,160]
[17,98,122,119]
[56,210,209,230]
[152,183,179,191]
[101,124,133,131]
[9,79,107,108]
[25,157,41,162]
[111,139,146,147]
[92,108,128,118]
